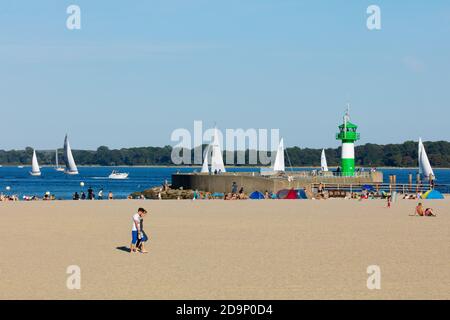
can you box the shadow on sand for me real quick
[116,246,131,253]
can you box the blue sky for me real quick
[0,0,449,150]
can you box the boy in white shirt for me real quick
[130,208,148,253]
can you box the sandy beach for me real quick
[0,198,448,300]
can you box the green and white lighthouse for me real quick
[336,107,360,176]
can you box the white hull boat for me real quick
[108,171,129,179]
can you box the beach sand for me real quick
[0,198,448,300]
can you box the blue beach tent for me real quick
[362,184,375,192]
[212,192,224,198]
[296,189,308,199]
[249,191,265,200]
[421,190,445,200]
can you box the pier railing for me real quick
[311,182,450,195]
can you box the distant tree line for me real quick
[0,141,449,167]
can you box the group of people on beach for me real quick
[24,192,56,201]
[73,187,113,200]
[0,193,56,202]
[0,194,19,201]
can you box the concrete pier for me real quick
[172,171,383,194]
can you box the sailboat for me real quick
[272,138,285,172]
[30,149,41,176]
[210,127,226,173]
[55,150,65,172]
[64,134,79,175]
[418,138,435,180]
[320,149,328,172]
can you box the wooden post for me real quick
[416,174,421,193]
[408,174,412,193]
[389,175,392,193]
[393,175,397,193]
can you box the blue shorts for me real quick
[131,231,148,244]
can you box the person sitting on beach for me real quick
[130,208,149,253]
[73,192,80,200]
[415,203,426,216]
[415,203,436,217]
[415,204,435,216]
[239,192,248,200]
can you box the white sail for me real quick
[272,138,285,172]
[64,134,79,175]
[418,138,434,180]
[201,145,210,173]
[210,127,226,173]
[30,149,41,176]
[321,149,328,172]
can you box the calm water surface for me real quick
[0,166,449,199]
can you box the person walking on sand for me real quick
[130,208,149,253]
[387,196,391,208]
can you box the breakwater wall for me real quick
[171,171,383,194]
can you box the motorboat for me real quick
[108,170,129,179]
